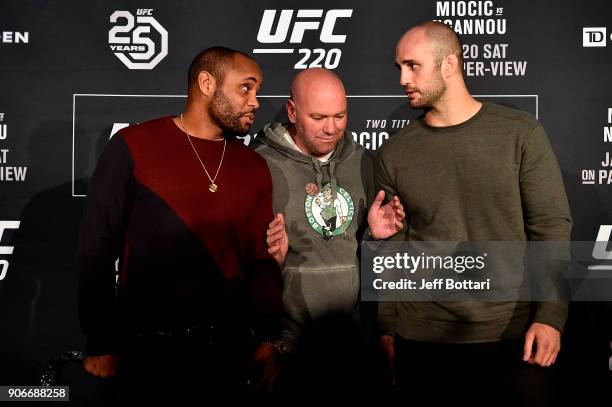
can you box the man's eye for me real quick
[241,85,250,92]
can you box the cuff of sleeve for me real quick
[533,301,568,333]
[366,229,383,242]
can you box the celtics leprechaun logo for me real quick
[304,182,354,240]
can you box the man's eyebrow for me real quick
[310,110,347,117]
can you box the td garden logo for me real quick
[108,9,168,70]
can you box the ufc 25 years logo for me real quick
[109,9,168,70]
[253,9,353,70]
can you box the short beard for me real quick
[410,66,446,109]
[209,89,248,136]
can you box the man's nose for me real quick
[400,67,412,87]
[248,93,260,110]
[323,118,337,134]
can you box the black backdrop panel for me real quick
[1,0,611,397]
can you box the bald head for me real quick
[286,68,348,158]
[395,21,467,109]
[400,21,463,69]
[290,68,346,106]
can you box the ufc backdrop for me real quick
[0,0,611,399]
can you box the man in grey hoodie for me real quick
[252,68,404,361]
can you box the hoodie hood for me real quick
[255,122,358,198]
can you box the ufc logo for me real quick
[592,225,612,261]
[257,9,353,44]
[0,221,20,281]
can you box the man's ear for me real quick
[197,71,217,97]
[286,99,297,124]
[442,54,460,78]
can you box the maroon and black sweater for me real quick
[78,116,282,355]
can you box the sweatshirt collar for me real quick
[281,126,335,162]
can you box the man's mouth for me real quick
[318,134,338,142]
[242,113,255,124]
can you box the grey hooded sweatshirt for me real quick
[253,122,374,351]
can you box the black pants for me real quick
[394,336,559,406]
[109,330,254,402]
[272,313,382,401]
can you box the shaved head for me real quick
[286,68,348,158]
[396,21,465,109]
[396,21,479,121]
[290,68,346,105]
[403,21,463,69]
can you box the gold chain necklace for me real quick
[179,113,226,193]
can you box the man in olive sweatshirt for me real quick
[375,21,571,403]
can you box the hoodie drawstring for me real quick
[329,161,338,199]
[312,158,324,191]
[312,158,338,199]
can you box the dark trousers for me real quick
[272,313,383,401]
[108,329,254,402]
[394,336,558,406]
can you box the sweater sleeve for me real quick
[374,150,395,206]
[374,150,409,241]
[519,125,572,332]
[246,163,283,342]
[78,133,134,355]
[358,149,376,242]
[373,151,403,336]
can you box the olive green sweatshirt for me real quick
[376,102,571,343]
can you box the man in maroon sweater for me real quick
[78,47,283,399]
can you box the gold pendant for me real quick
[209,183,218,193]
